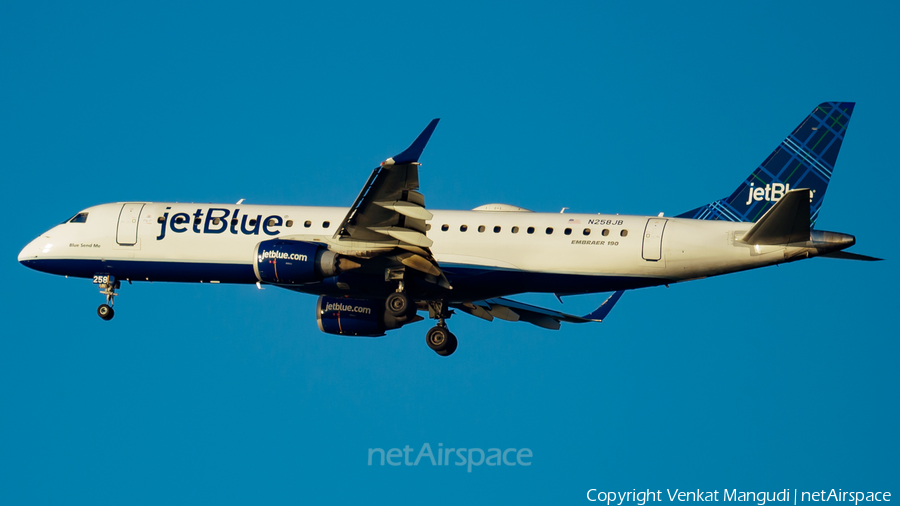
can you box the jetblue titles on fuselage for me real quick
[156,207,285,240]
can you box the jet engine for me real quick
[316,296,406,337]
[254,240,359,284]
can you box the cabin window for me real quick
[441,224,449,232]
[546,227,553,235]
[267,218,276,227]
[602,229,609,236]
[231,218,238,226]
[564,228,572,235]
[67,212,89,224]
[213,218,221,226]
[304,220,312,228]
[157,216,164,223]
[286,220,293,227]
[493,226,501,233]
[512,226,519,234]
[249,219,257,226]
[174,216,187,224]
[426,224,432,231]
[620,229,628,237]
[460,225,468,232]
[323,221,330,228]
[583,228,591,236]
[478,225,486,233]
[527,227,535,234]
[194,217,202,225]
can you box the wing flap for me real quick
[367,226,433,248]
[374,200,434,221]
[457,303,495,322]
[518,314,561,330]
[453,291,625,329]
[484,304,520,321]
[397,252,442,276]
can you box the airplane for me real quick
[18,102,880,356]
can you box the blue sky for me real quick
[2,1,898,504]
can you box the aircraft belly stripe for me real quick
[20,258,257,283]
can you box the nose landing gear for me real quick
[95,275,119,321]
[97,304,114,321]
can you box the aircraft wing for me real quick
[332,119,451,288]
[452,291,625,330]
[333,119,439,248]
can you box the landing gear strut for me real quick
[97,276,119,321]
[426,301,457,356]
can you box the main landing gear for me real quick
[425,301,457,357]
[96,276,119,321]
[426,324,458,356]
[386,278,458,357]
[386,291,413,320]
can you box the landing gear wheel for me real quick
[97,304,115,321]
[426,326,458,356]
[386,292,412,319]
[436,333,458,356]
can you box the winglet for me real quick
[583,290,625,322]
[383,119,440,165]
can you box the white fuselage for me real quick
[19,201,811,301]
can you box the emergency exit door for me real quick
[642,218,667,261]
[116,203,144,246]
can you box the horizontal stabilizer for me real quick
[741,189,810,245]
[820,251,883,261]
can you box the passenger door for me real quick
[116,203,144,246]
[642,218,667,261]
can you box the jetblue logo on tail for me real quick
[676,102,854,224]
[744,183,815,206]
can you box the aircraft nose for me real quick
[18,235,48,265]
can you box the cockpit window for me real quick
[66,212,89,224]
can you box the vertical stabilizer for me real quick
[677,102,854,226]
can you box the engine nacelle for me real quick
[254,240,347,284]
[316,296,404,337]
